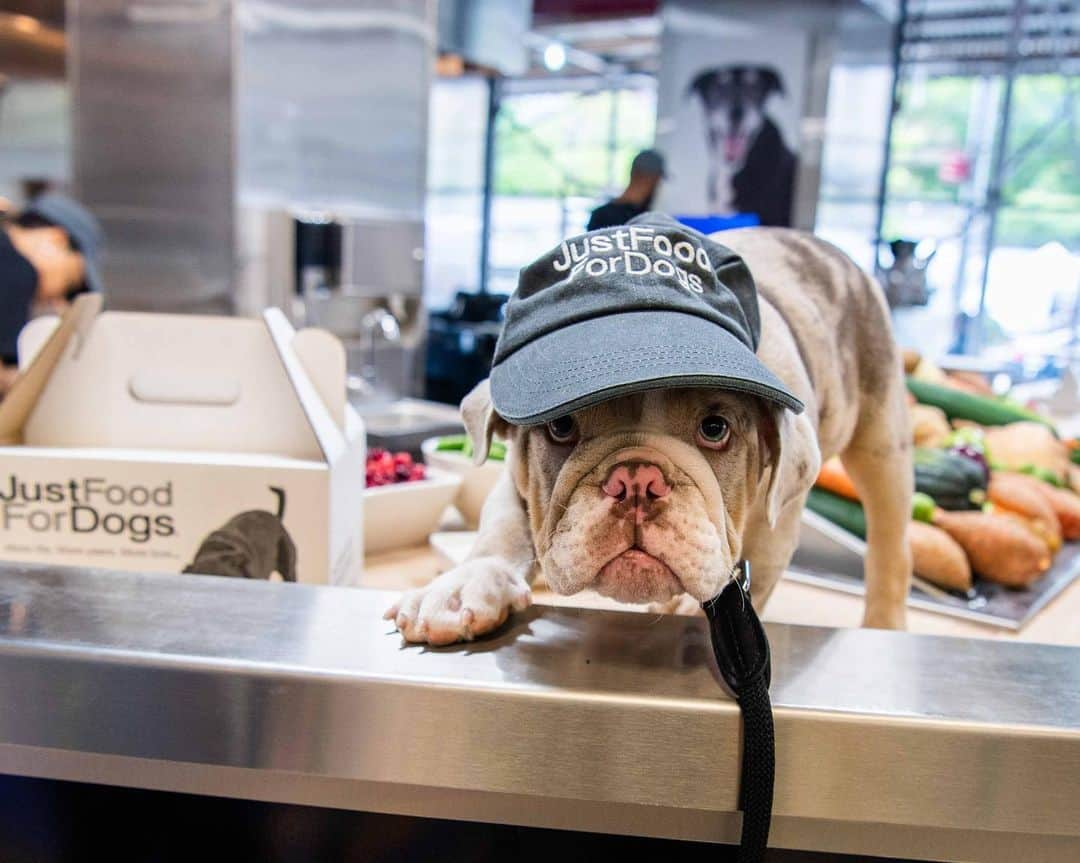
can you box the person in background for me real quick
[0,194,102,390]
[586,149,667,231]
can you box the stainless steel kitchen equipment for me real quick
[69,0,236,313]
[69,0,435,332]
[292,211,426,401]
[0,561,1077,862]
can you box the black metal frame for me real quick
[873,0,1079,354]
[478,74,502,295]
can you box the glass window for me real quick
[819,61,1079,366]
[487,83,658,294]
[981,74,1080,356]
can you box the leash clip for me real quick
[731,559,751,596]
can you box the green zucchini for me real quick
[913,448,987,510]
[808,488,937,537]
[807,488,866,539]
[906,378,1055,431]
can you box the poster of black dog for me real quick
[688,64,797,227]
[184,486,297,582]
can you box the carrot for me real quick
[815,457,859,501]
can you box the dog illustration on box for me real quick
[184,486,297,582]
[688,64,797,227]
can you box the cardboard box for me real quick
[0,295,365,585]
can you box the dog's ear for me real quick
[686,68,717,101]
[757,66,785,96]
[461,378,508,466]
[761,406,821,528]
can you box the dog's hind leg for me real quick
[839,380,913,630]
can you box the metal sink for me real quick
[353,397,464,454]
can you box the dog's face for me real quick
[689,65,784,167]
[465,384,817,606]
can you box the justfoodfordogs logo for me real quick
[0,475,175,543]
[552,225,711,294]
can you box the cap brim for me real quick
[489,310,804,425]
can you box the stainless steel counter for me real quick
[0,562,1077,861]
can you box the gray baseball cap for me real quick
[22,193,104,295]
[489,212,803,425]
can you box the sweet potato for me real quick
[987,472,1062,551]
[931,509,1051,588]
[1039,484,1080,541]
[910,403,951,448]
[995,470,1080,541]
[907,521,972,592]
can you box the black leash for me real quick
[702,561,774,863]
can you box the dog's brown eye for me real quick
[697,415,731,449]
[546,415,577,444]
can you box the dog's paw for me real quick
[647,593,705,617]
[383,556,532,645]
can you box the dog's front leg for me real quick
[385,468,534,645]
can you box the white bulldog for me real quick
[387,224,912,644]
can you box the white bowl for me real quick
[363,467,462,555]
[421,437,506,528]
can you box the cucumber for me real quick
[807,488,866,539]
[913,448,987,510]
[906,378,1056,431]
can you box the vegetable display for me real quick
[930,510,1050,588]
[913,448,987,511]
[807,487,866,538]
[907,521,972,592]
[813,354,1080,595]
[905,378,1055,430]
